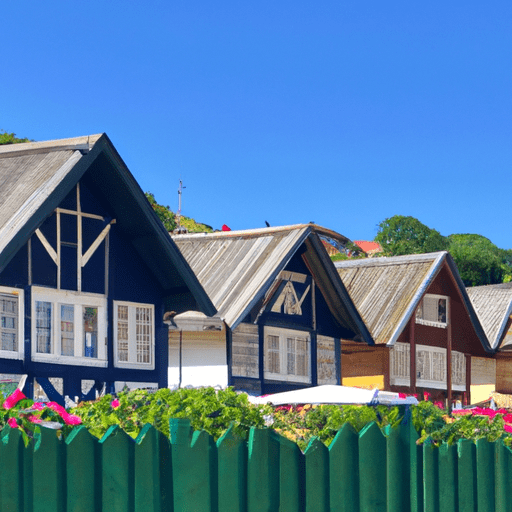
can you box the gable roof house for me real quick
[0,135,215,404]
[467,283,512,395]
[335,252,493,405]
[170,224,373,395]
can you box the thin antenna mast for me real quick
[176,179,186,231]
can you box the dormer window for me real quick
[416,294,448,328]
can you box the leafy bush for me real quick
[2,386,512,452]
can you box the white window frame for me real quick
[31,286,107,367]
[0,286,24,360]
[415,294,449,328]
[113,301,155,370]
[390,342,466,391]
[264,326,311,383]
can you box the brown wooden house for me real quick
[335,252,493,405]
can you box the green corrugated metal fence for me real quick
[0,418,511,511]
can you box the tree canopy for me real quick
[374,215,512,286]
[375,215,449,256]
[0,131,30,145]
[448,234,508,287]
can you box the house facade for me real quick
[170,225,373,395]
[0,135,215,403]
[335,252,493,405]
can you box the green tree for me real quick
[375,215,449,256]
[0,131,30,145]
[448,234,505,286]
[145,192,177,232]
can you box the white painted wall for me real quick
[168,332,228,388]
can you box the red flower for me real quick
[398,393,407,399]
[503,413,512,424]
[111,399,120,409]
[3,389,26,410]
[505,424,512,433]
[433,401,445,409]
[423,391,432,401]
[7,418,18,428]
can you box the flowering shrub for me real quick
[1,386,512,451]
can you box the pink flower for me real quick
[505,424,512,433]
[27,415,42,424]
[7,418,18,428]
[31,402,46,411]
[452,409,472,416]
[47,402,66,416]
[398,393,407,399]
[3,389,26,410]
[503,413,512,424]
[111,399,120,408]
[433,401,445,410]
[423,391,432,401]
[61,413,82,426]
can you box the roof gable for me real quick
[0,134,215,315]
[173,225,372,343]
[467,283,512,350]
[335,252,491,352]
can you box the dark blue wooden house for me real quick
[171,225,373,395]
[0,134,215,404]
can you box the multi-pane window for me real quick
[60,305,74,356]
[390,342,466,391]
[36,301,52,354]
[416,294,449,327]
[0,292,21,354]
[32,288,106,366]
[114,302,154,368]
[264,328,311,383]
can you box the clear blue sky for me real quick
[2,2,511,247]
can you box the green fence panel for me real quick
[386,422,412,512]
[100,425,135,512]
[422,439,438,512]
[438,443,457,512]
[475,438,495,512]
[495,440,512,512]
[457,439,476,512]
[358,422,386,512]
[247,428,280,512]
[329,423,359,512]
[170,418,217,512]
[135,424,170,512]
[277,433,304,512]
[65,426,98,512]
[33,427,65,512]
[304,437,329,512]
[0,426,25,511]
[404,420,422,512]
[217,426,247,512]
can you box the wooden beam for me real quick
[465,354,471,405]
[410,316,416,394]
[55,208,104,221]
[82,220,116,267]
[35,229,57,265]
[447,310,453,411]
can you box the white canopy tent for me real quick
[247,385,418,406]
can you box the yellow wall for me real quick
[342,375,385,390]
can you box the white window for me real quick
[416,294,448,328]
[0,287,24,360]
[31,287,107,367]
[114,302,154,369]
[264,327,311,383]
[390,342,465,391]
